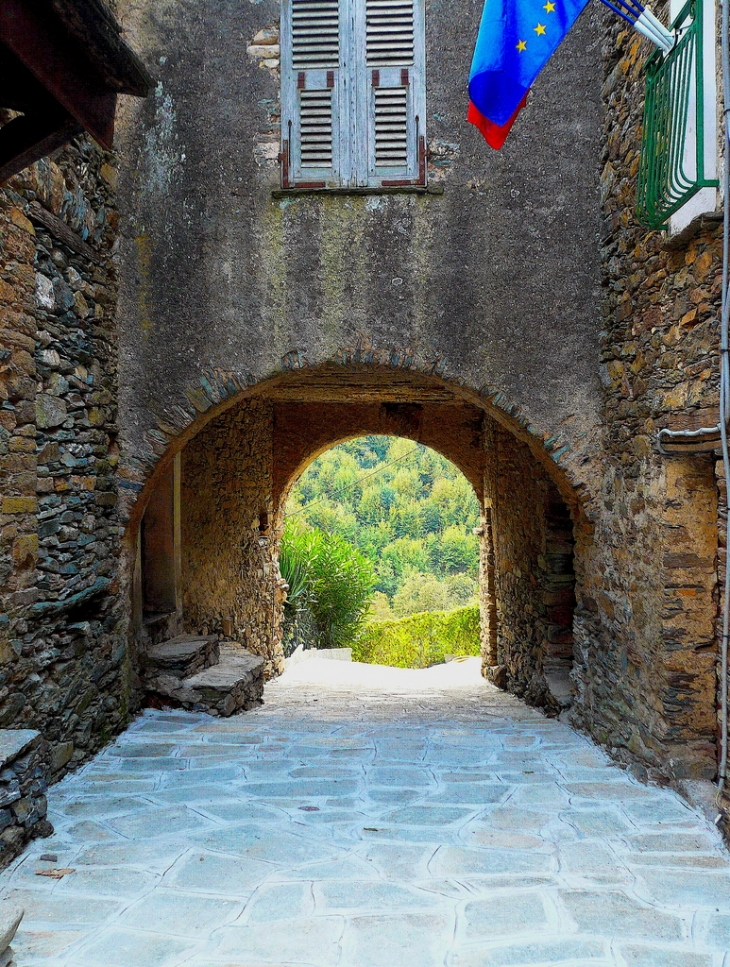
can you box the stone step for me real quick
[142,635,219,680]
[544,665,574,708]
[146,644,265,717]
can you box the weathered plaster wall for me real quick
[181,399,284,677]
[114,0,603,487]
[0,138,134,777]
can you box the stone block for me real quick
[0,731,38,768]
[143,635,219,680]
[0,904,22,955]
[36,395,67,429]
[0,497,36,515]
[9,211,34,236]
[12,797,33,824]
[0,785,20,810]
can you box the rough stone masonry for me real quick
[0,131,132,792]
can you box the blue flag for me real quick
[469,0,590,128]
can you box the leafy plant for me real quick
[353,605,480,668]
[279,523,375,650]
[279,527,314,618]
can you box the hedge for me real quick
[353,605,480,668]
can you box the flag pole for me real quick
[598,0,674,52]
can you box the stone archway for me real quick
[130,363,584,711]
[126,360,721,781]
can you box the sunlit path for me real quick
[3,657,729,967]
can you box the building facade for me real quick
[0,0,727,848]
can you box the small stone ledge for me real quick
[146,644,265,717]
[0,903,23,967]
[272,185,444,199]
[0,731,53,870]
[662,210,723,250]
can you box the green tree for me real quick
[440,525,479,576]
[285,435,480,613]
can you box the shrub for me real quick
[391,572,478,617]
[353,604,480,668]
[280,524,375,650]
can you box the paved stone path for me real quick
[2,656,730,967]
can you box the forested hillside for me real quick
[285,436,481,617]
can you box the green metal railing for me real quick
[636,0,718,229]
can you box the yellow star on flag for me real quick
[516,39,527,51]
[534,22,546,34]
[544,2,556,11]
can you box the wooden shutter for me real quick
[281,0,425,189]
[281,0,344,187]
[364,0,425,186]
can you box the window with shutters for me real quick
[280,0,426,189]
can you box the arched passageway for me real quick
[133,365,580,713]
[279,434,484,659]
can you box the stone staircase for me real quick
[142,634,265,717]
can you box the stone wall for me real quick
[484,424,576,712]
[573,8,723,782]
[0,730,52,869]
[0,138,133,777]
[571,457,718,781]
[180,400,284,677]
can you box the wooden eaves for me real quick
[0,0,152,185]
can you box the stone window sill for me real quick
[272,185,444,199]
[663,210,723,249]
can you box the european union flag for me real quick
[468,0,591,129]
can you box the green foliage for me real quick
[280,523,376,650]
[279,528,311,618]
[369,591,394,621]
[353,605,480,668]
[391,572,478,617]
[286,436,480,607]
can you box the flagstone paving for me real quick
[2,656,730,967]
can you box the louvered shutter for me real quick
[280,0,425,189]
[281,0,345,187]
[362,0,425,186]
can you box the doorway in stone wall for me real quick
[278,435,483,667]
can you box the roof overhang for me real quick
[0,0,151,184]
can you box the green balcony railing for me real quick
[636,0,718,229]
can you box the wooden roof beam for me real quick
[0,0,151,184]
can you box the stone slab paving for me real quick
[1,657,730,967]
